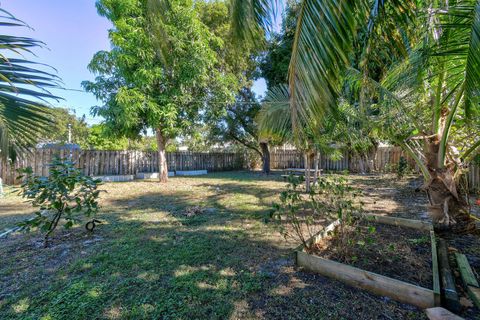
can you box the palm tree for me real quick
[0,8,60,161]
[236,0,480,231]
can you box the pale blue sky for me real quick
[1,1,275,125]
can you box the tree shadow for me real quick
[0,172,431,319]
[0,218,426,320]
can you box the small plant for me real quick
[272,175,363,259]
[397,156,408,179]
[17,158,102,246]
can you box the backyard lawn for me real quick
[0,171,477,319]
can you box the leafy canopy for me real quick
[83,0,238,140]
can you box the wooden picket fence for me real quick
[468,163,480,193]
[270,147,480,192]
[0,149,243,185]
[270,147,415,172]
[1,147,479,191]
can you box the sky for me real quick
[1,0,273,125]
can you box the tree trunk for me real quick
[313,152,320,186]
[156,129,169,183]
[304,152,311,192]
[260,142,270,175]
[424,138,474,232]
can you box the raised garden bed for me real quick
[295,214,440,309]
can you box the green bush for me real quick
[17,158,102,246]
[272,175,363,258]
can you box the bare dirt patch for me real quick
[313,220,433,288]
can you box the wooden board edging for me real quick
[294,215,440,309]
[294,219,340,253]
[455,253,480,308]
[438,239,460,312]
[431,230,441,306]
[357,212,433,231]
[454,253,479,287]
[296,251,436,309]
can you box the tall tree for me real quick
[83,0,236,182]
[0,8,60,160]
[196,0,273,172]
[260,0,298,89]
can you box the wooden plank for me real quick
[467,285,480,309]
[296,251,436,309]
[357,213,433,231]
[455,253,479,287]
[295,220,340,253]
[454,252,480,308]
[431,231,441,306]
[425,307,463,320]
[438,239,460,312]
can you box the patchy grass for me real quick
[0,172,428,319]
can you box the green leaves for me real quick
[85,0,237,141]
[229,0,274,45]
[272,174,362,253]
[0,8,61,161]
[288,0,358,130]
[17,158,103,242]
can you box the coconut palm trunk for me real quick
[422,139,474,232]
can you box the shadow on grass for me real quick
[0,172,429,319]
[0,217,426,320]
[0,218,291,319]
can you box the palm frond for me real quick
[0,8,61,160]
[288,0,357,130]
[229,0,275,44]
[257,84,292,142]
[461,1,480,117]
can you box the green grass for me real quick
[0,172,426,320]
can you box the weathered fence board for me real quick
[1,147,479,191]
[0,150,244,184]
[270,147,479,192]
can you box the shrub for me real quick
[17,158,102,246]
[272,175,363,258]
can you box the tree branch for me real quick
[227,133,263,157]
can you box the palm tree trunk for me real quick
[424,138,474,232]
[156,128,169,183]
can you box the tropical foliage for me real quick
[238,0,480,231]
[0,8,60,160]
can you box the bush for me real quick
[17,158,102,246]
[272,175,363,257]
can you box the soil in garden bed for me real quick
[312,220,433,289]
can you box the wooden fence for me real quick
[468,164,480,192]
[1,147,479,191]
[270,147,479,192]
[270,147,415,172]
[0,149,243,185]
